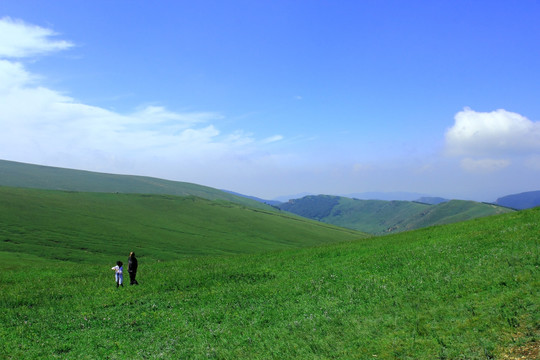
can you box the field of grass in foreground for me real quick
[1,208,538,359]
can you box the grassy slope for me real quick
[0,186,365,264]
[0,208,538,359]
[280,195,514,234]
[327,198,430,233]
[400,200,515,232]
[0,159,271,210]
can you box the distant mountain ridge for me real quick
[495,190,540,210]
[278,195,513,234]
[342,191,429,201]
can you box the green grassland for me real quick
[0,186,538,359]
[0,159,271,210]
[279,195,514,234]
[0,186,364,264]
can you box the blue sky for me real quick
[1,1,539,201]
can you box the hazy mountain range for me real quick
[1,159,538,235]
[277,195,513,235]
[495,191,540,210]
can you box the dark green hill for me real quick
[0,159,270,209]
[0,186,366,264]
[279,195,514,234]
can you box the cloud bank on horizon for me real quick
[0,14,539,201]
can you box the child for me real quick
[111,261,123,287]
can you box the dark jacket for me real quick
[128,256,138,273]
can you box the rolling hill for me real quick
[1,202,537,358]
[0,159,271,210]
[279,195,514,234]
[0,159,524,235]
[0,186,366,264]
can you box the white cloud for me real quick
[0,18,267,181]
[130,106,221,129]
[262,135,284,144]
[0,60,36,90]
[445,107,540,157]
[0,17,73,58]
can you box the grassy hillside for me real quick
[0,159,271,210]
[326,198,430,234]
[397,200,515,232]
[1,208,538,359]
[0,186,365,264]
[279,195,514,234]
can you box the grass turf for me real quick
[1,208,538,359]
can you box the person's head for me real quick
[117,261,123,267]
[129,252,135,258]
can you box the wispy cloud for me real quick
[0,17,266,181]
[262,135,284,144]
[0,17,73,58]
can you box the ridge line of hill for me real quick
[278,194,515,234]
[0,159,271,210]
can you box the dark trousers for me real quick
[129,272,138,285]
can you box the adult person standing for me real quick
[128,252,139,285]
